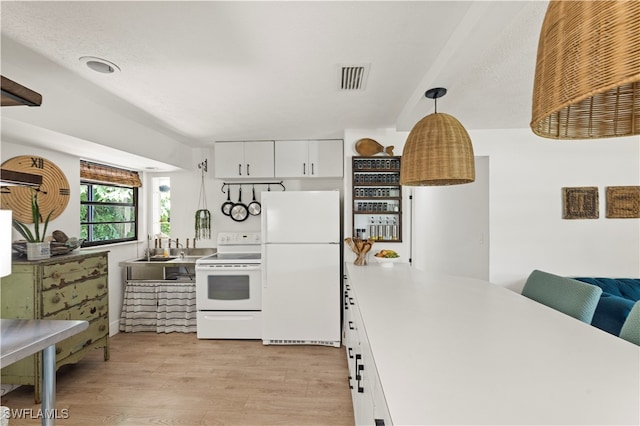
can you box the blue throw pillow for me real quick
[574,278,640,302]
[591,293,636,335]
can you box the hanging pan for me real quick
[230,185,249,222]
[221,186,234,216]
[248,185,261,216]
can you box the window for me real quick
[80,161,141,247]
[153,177,171,236]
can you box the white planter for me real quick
[27,242,51,260]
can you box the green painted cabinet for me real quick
[1,250,110,403]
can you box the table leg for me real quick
[41,344,55,426]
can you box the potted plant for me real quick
[12,191,54,260]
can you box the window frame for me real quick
[80,181,139,247]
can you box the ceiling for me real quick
[0,1,549,171]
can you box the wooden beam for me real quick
[1,75,42,107]
[0,169,43,187]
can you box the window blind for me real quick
[80,160,142,187]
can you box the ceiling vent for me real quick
[339,64,370,91]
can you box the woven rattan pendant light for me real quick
[400,88,475,186]
[531,1,640,139]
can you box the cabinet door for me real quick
[243,141,275,178]
[274,140,309,177]
[309,139,343,177]
[214,142,245,178]
[215,141,274,178]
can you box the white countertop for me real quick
[0,319,88,367]
[346,263,640,425]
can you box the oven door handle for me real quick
[195,265,262,271]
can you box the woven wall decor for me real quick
[1,155,70,223]
[562,187,599,219]
[606,186,640,219]
[531,1,640,139]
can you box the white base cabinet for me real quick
[343,263,640,425]
[275,139,343,178]
[343,273,392,426]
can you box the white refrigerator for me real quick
[261,190,341,347]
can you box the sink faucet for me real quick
[169,239,185,258]
[170,239,184,249]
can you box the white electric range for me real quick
[195,232,262,339]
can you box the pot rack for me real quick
[221,181,286,194]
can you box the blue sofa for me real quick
[573,277,640,336]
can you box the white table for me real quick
[346,263,640,425]
[0,319,88,426]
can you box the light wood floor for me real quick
[1,332,354,425]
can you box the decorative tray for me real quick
[12,239,84,257]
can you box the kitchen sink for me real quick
[135,256,177,262]
[177,256,205,261]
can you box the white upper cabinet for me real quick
[214,141,275,178]
[275,139,343,178]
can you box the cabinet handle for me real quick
[348,347,354,359]
[52,272,61,279]
[356,364,364,393]
[303,163,306,175]
[349,321,355,330]
[238,164,242,176]
[99,324,107,332]
[55,346,62,355]
[246,164,250,176]
[355,354,364,393]
[97,283,105,289]
[311,163,315,175]
[349,297,355,306]
[348,375,353,390]
[51,295,61,304]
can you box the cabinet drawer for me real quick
[41,276,108,316]
[55,314,109,360]
[42,254,108,291]
[43,293,108,321]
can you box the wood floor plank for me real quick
[1,332,354,425]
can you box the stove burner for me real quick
[203,252,261,261]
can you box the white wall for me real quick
[412,156,490,280]
[471,129,640,291]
